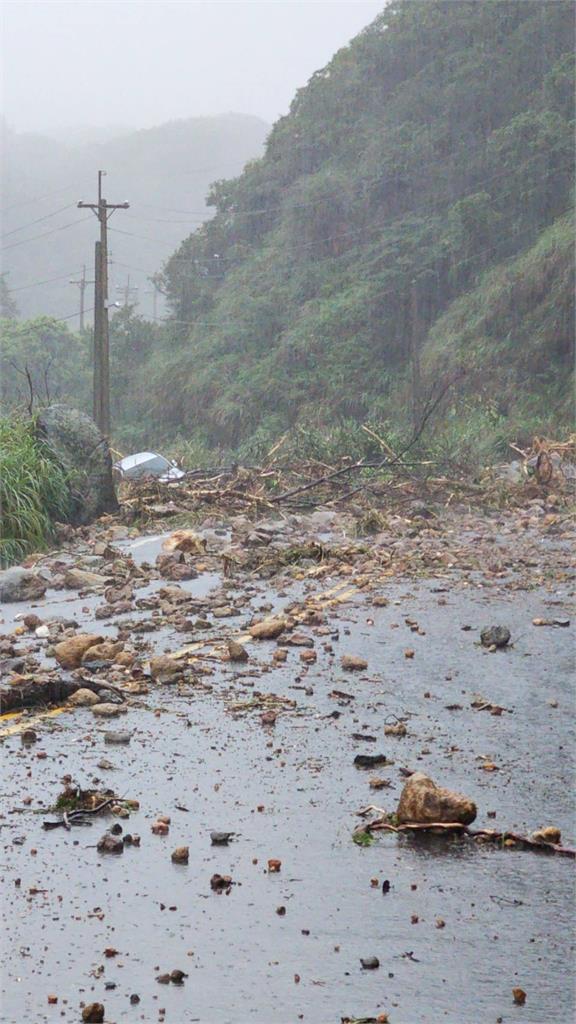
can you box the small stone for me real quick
[341,654,368,671]
[531,826,561,845]
[21,729,38,745]
[170,969,187,984]
[267,858,281,873]
[249,617,287,640]
[210,831,233,845]
[372,595,389,607]
[227,639,249,662]
[512,988,526,1006]
[171,846,189,864]
[97,833,124,854]
[47,995,58,1004]
[91,703,123,718]
[67,688,100,707]
[149,655,181,683]
[152,821,170,835]
[82,1003,105,1023]
[360,956,380,969]
[130,994,140,1005]
[104,730,131,745]
[480,625,511,648]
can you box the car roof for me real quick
[117,452,166,469]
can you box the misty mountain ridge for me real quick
[1,113,269,321]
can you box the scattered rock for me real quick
[53,634,103,669]
[249,617,287,640]
[531,826,561,845]
[149,655,182,684]
[162,530,206,555]
[480,625,511,648]
[341,654,368,671]
[171,846,189,864]
[81,1004,105,1023]
[384,721,407,737]
[170,969,188,984]
[0,568,47,603]
[104,730,131,745]
[396,772,477,825]
[63,567,110,591]
[21,729,38,745]
[360,956,380,969]
[513,988,527,1006]
[67,688,101,707]
[267,859,281,873]
[354,753,390,769]
[210,831,234,845]
[82,641,124,664]
[97,833,124,854]
[227,640,249,662]
[210,873,233,892]
[91,703,123,718]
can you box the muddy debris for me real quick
[97,832,124,854]
[104,730,132,745]
[210,831,235,845]
[354,753,390,769]
[360,956,380,970]
[227,639,249,662]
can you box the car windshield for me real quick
[122,454,172,476]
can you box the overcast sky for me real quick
[1,0,384,135]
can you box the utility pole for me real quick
[116,275,139,309]
[146,277,162,321]
[78,171,129,437]
[69,265,94,331]
[409,278,421,433]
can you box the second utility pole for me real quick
[78,171,129,437]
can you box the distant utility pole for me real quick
[146,277,162,321]
[409,278,421,432]
[78,171,129,437]
[69,265,94,331]
[116,275,139,309]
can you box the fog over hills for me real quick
[1,113,269,322]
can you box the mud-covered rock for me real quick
[227,640,249,662]
[0,568,47,603]
[36,404,117,525]
[53,633,103,669]
[67,687,100,707]
[249,617,286,640]
[149,655,181,683]
[81,641,124,664]
[480,625,511,648]
[396,772,477,825]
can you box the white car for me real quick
[114,451,186,483]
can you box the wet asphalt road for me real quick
[1,541,574,1024]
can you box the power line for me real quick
[11,270,79,292]
[0,215,93,252]
[0,180,87,214]
[0,203,76,240]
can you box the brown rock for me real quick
[341,654,368,671]
[81,641,124,664]
[227,640,249,662]
[82,1004,105,1023]
[63,567,109,590]
[396,772,477,825]
[115,651,135,667]
[67,688,100,707]
[162,529,207,555]
[171,846,189,864]
[531,826,561,845]
[91,703,124,718]
[149,655,181,683]
[53,634,103,669]
[249,617,287,640]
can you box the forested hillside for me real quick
[141,0,574,453]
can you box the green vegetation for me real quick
[147,0,573,455]
[1,2,573,472]
[0,417,72,566]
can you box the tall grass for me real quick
[0,417,72,567]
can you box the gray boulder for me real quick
[0,567,47,603]
[36,405,118,525]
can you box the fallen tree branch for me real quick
[355,818,575,858]
[0,676,126,714]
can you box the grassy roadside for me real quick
[0,417,72,567]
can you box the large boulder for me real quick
[0,567,47,603]
[396,772,477,826]
[36,405,117,525]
